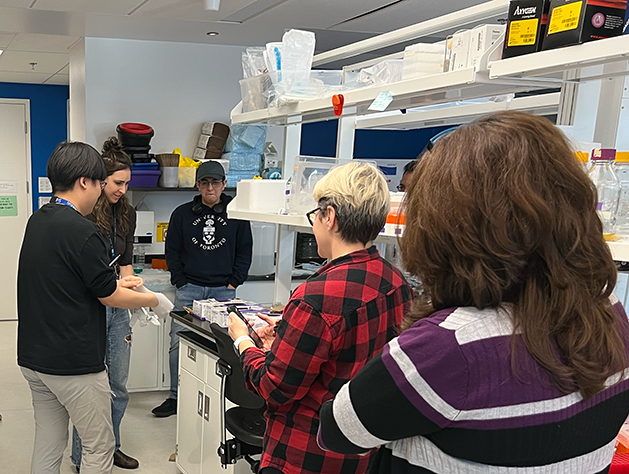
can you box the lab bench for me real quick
[171,311,252,474]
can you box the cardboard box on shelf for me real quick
[503,0,551,59]
[448,30,472,71]
[543,0,627,50]
[469,24,506,68]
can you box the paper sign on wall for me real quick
[0,195,18,216]
[157,222,169,242]
[38,177,52,193]
[38,196,52,209]
[0,180,17,193]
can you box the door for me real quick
[0,100,31,321]
[177,366,205,474]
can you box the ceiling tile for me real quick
[0,50,69,74]
[137,0,263,20]
[57,64,68,74]
[0,71,51,84]
[0,33,16,48]
[7,33,81,52]
[32,0,145,15]
[151,0,395,28]
[0,1,33,7]
[44,73,69,85]
[331,0,502,34]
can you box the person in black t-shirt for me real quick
[17,142,170,474]
[70,137,140,471]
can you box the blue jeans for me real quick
[169,284,236,399]
[71,306,131,465]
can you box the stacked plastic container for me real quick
[223,124,267,187]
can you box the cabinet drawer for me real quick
[206,352,222,392]
[181,339,207,382]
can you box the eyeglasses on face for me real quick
[396,184,406,192]
[198,179,224,189]
[306,208,321,226]
[99,180,107,190]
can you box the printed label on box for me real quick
[548,1,583,34]
[157,222,168,242]
[508,18,540,45]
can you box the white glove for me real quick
[151,292,174,320]
[134,285,174,320]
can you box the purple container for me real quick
[129,170,161,188]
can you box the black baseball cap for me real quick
[196,161,225,182]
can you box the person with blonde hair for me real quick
[317,111,629,473]
[228,161,412,474]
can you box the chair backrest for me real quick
[210,323,266,410]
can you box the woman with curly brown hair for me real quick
[317,111,629,473]
[71,137,140,471]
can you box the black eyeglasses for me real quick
[306,208,321,226]
[396,184,406,192]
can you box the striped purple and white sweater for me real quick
[318,296,629,474]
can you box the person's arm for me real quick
[228,220,253,289]
[318,320,468,454]
[119,265,134,278]
[99,282,157,308]
[165,209,187,288]
[239,298,334,405]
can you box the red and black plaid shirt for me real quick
[241,246,412,474]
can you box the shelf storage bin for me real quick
[288,156,353,214]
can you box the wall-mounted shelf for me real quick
[355,92,561,130]
[231,67,559,126]
[227,206,402,244]
[128,187,236,192]
[489,35,629,81]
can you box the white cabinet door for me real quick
[202,384,235,474]
[127,311,161,391]
[177,368,205,474]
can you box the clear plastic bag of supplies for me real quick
[242,47,267,79]
[357,59,404,88]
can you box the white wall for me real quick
[84,37,245,157]
[69,38,86,142]
[82,37,246,254]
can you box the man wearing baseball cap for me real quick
[152,161,253,417]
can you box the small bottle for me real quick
[615,152,629,236]
[588,148,620,239]
[133,243,146,267]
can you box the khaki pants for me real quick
[21,367,115,474]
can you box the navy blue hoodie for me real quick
[166,194,252,289]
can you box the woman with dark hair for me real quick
[71,137,139,470]
[317,111,629,473]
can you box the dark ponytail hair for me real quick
[91,137,133,236]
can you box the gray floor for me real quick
[0,320,180,473]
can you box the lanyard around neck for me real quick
[109,209,117,260]
[54,197,78,212]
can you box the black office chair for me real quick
[210,323,266,473]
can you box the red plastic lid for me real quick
[119,123,153,135]
[610,452,629,473]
